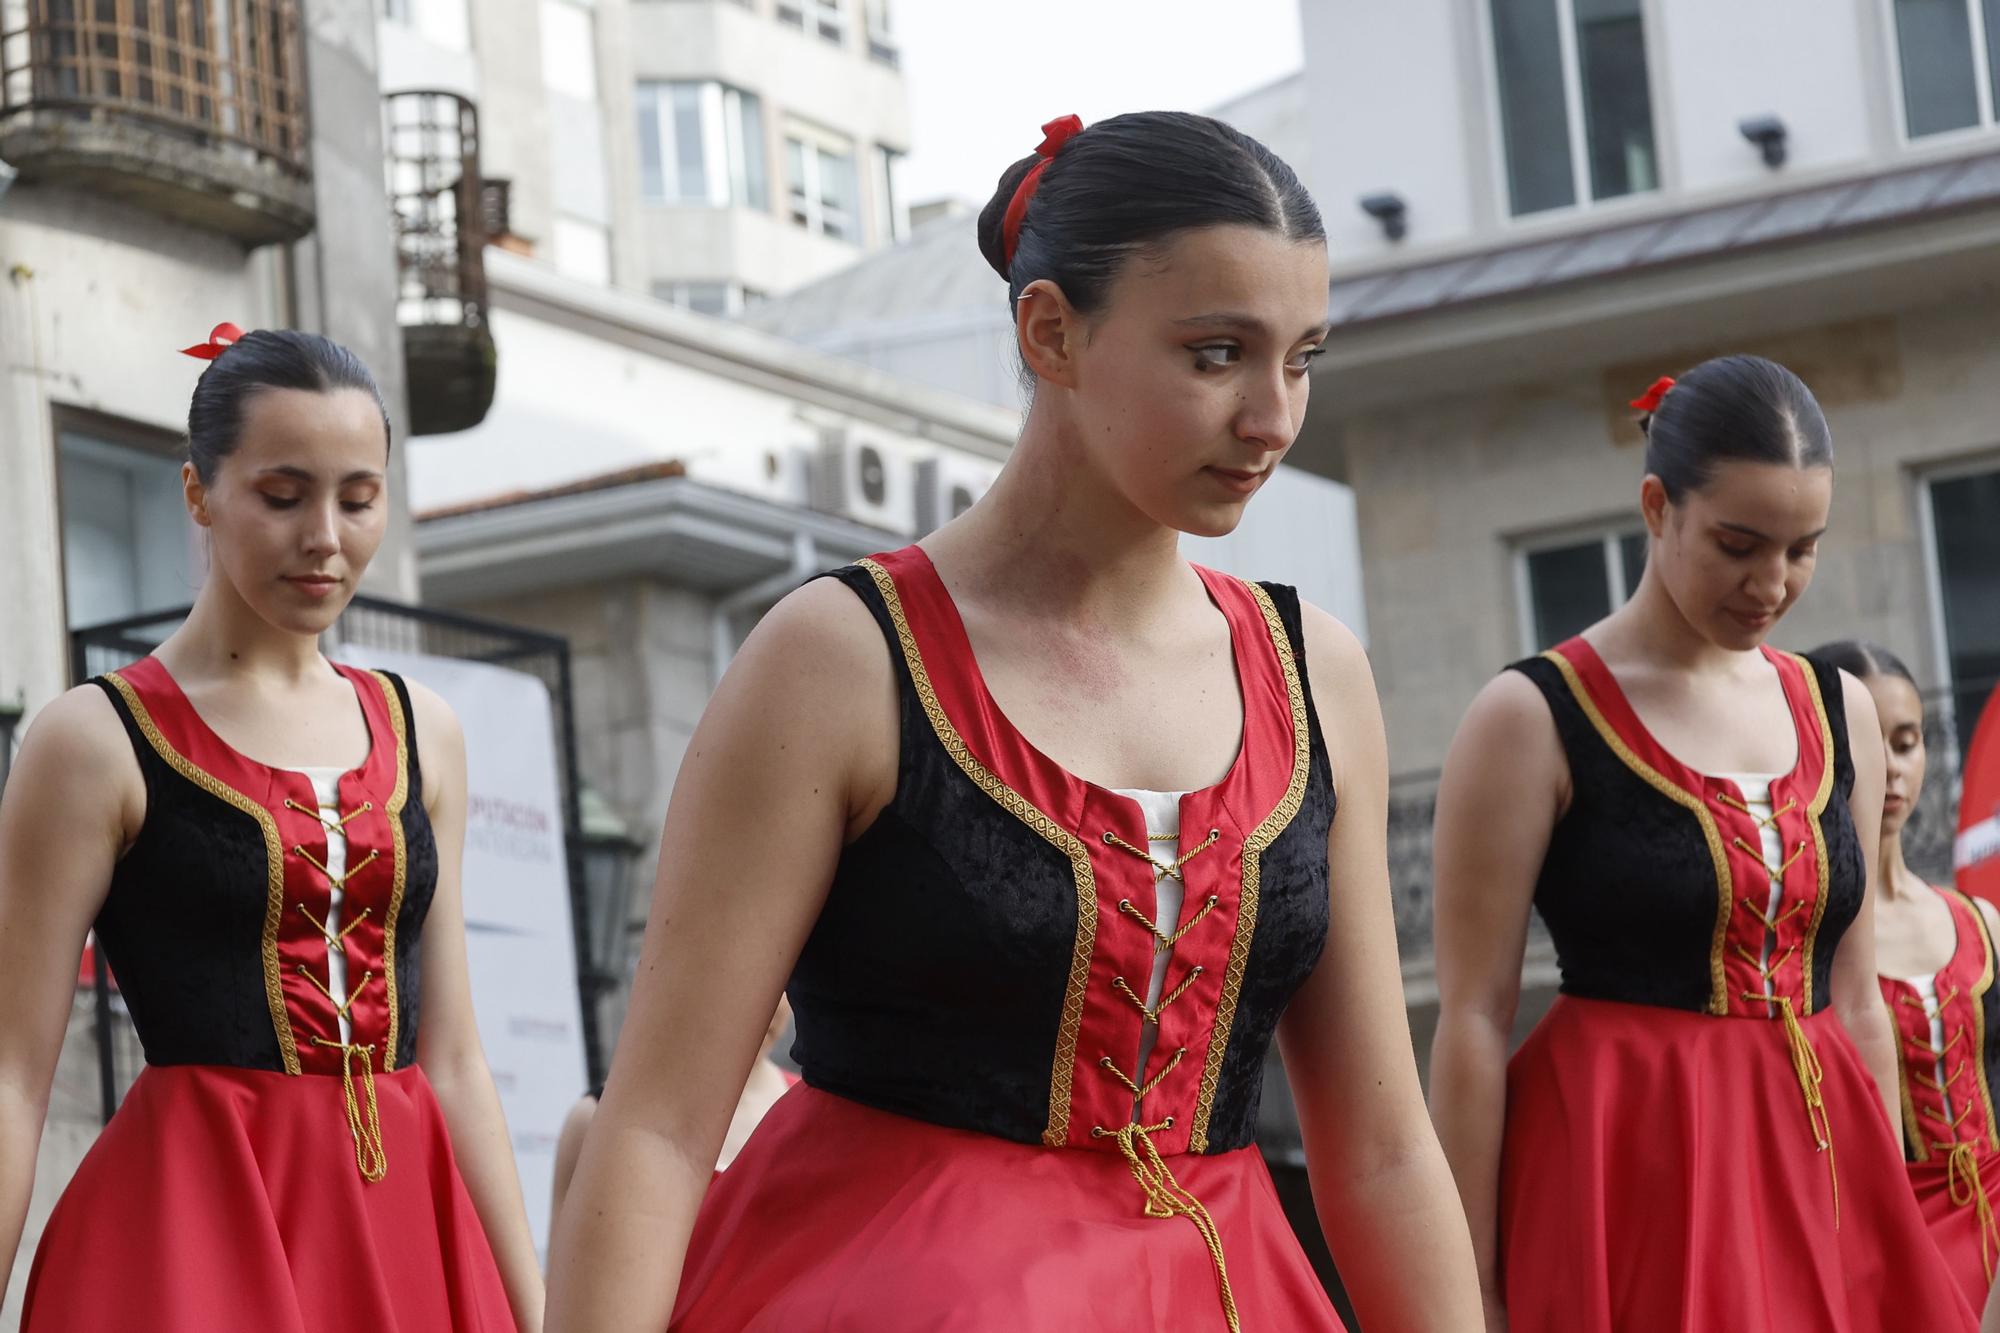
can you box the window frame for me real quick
[1917,450,2000,757]
[1883,0,2000,144]
[50,406,204,634]
[873,142,909,244]
[784,123,859,242]
[636,80,768,209]
[1512,518,1649,656]
[1479,0,1662,222]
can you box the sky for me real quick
[894,1,1306,209]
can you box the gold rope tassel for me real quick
[1098,1121,1240,1333]
[1947,1142,1999,1279]
[1745,992,1837,1227]
[313,1036,388,1182]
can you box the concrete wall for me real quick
[1337,296,2000,777]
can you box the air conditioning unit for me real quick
[808,429,919,534]
[914,452,1000,534]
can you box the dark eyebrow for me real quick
[254,466,384,484]
[1716,521,1828,544]
[1175,312,1333,343]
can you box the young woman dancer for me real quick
[0,328,540,1330]
[1814,639,2000,1312]
[1430,357,1974,1332]
[544,112,1482,1332]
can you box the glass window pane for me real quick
[820,147,856,240]
[734,91,768,211]
[1986,0,2000,116]
[635,84,664,200]
[1618,530,1648,599]
[1527,540,1613,649]
[786,137,811,226]
[1895,0,1981,137]
[1931,470,2000,754]
[58,433,199,626]
[671,84,708,203]
[1491,0,1577,215]
[1573,0,1656,200]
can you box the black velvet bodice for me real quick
[1509,644,1863,1017]
[789,551,1338,1156]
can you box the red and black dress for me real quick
[1879,886,2000,1310]
[668,546,1343,1332]
[22,657,515,1332]
[1499,638,1974,1333]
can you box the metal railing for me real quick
[384,88,487,333]
[0,0,309,174]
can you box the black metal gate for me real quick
[68,593,612,1123]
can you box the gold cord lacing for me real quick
[1947,1142,2000,1280]
[1744,989,1837,1225]
[1900,987,1997,1273]
[291,797,388,1181]
[312,1035,388,1181]
[1092,825,1236,1329]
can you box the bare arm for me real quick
[543,579,894,1332]
[1426,671,1564,1329]
[1829,671,1899,1143]
[1276,608,1481,1330]
[407,684,545,1332]
[548,1096,597,1230]
[0,689,135,1303]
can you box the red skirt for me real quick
[1908,1149,2000,1313]
[23,1063,516,1332]
[1501,995,1976,1333]
[670,1083,1343,1332]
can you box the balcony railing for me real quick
[385,88,494,437]
[0,0,313,242]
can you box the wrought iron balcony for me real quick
[0,0,312,243]
[385,88,494,438]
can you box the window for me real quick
[540,0,598,102]
[1893,0,2000,138]
[864,0,897,65]
[874,143,909,244]
[58,429,202,628]
[1925,466,2000,754]
[636,82,768,208]
[1517,526,1648,651]
[778,0,842,43]
[785,129,858,241]
[1489,0,1658,216]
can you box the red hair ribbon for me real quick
[179,322,245,361]
[1629,375,1675,413]
[1001,114,1085,269]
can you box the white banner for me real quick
[334,645,588,1256]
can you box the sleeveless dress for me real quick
[1499,637,1975,1333]
[668,546,1344,1332]
[22,657,516,1332]
[1879,886,2000,1311]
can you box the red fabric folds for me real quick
[1501,995,1975,1332]
[670,1083,1344,1332]
[23,1064,516,1332]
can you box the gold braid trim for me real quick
[1955,889,2000,1154]
[1541,649,1737,1016]
[1189,583,1310,1153]
[104,670,301,1074]
[1794,655,1837,1015]
[372,672,412,1071]
[856,559,1098,1148]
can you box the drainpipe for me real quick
[710,530,819,686]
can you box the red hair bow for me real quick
[1001,114,1085,269]
[179,322,245,361]
[1629,375,1675,413]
